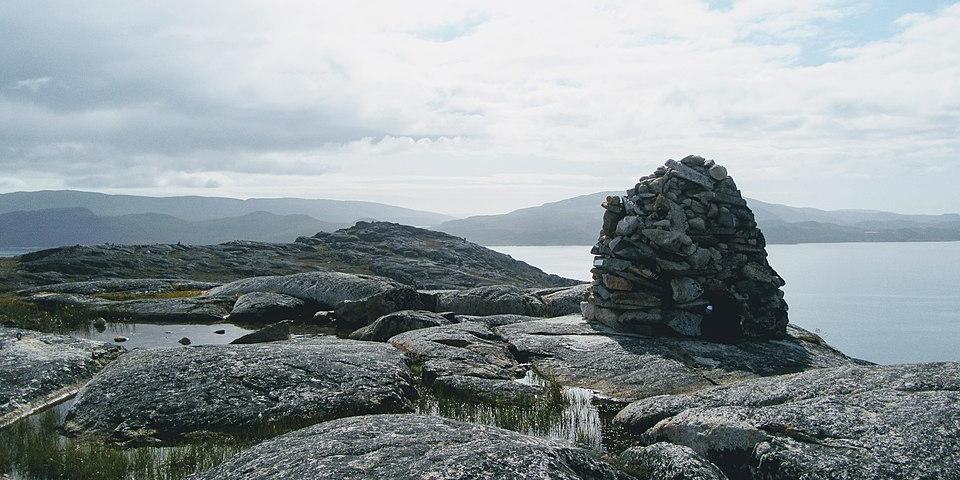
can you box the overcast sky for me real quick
[1,1,958,216]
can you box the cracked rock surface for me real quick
[0,327,124,426]
[192,414,634,480]
[496,315,862,403]
[617,443,727,480]
[615,362,960,480]
[63,337,417,445]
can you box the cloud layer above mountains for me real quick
[1,1,958,215]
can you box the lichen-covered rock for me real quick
[28,293,231,323]
[18,278,219,295]
[0,327,124,426]
[617,443,727,480]
[63,338,416,445]
[389,322,523,382]
[535,284,591,317]
[614,363,960,480]
[191,414,633,480]
[496,315,862,403]
[588,156,788,339]
[349,310,453,342]
[229,320,291,344]
[437,285,545,316]
[433,375,547,406]
[207,271,435,327]
[227,292,307,324]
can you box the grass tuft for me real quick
[0,294,101,332]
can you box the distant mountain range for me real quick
[2,190,958,248]
[0,208,347,247]
[436,192,960,245]
[0,190,453,225]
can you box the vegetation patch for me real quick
[94,290,206,301]
[0,294,100,332]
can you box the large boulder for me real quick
[63,338,417,445]
[437,285,545,316]
[192,414,633,480]
[227,292,307,324]
[207,271,435,327]
[0,327,124,426]
[390,321,523,382]
[616,443,727,480]
[28,293,231,323]
[614,363,960,480]
[495,315,862,403]
[349,310,454,342]
[535,284,591,317]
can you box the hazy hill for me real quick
[436,192,960,245]
[0,208,345,247]
[0,190,454,226]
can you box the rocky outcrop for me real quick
[0,327,124,426]
[614,363,960,480]
[28,293,231,323]
[192,414,632,480]
[17,278,219,295]
[436,285,545,317]
[536,284,591,317]
[7,222,576,291]
[586,156,787,338]
[227,292,308,324]
[495,315,862,403]
[349,310,454,342]
[616,443,727,480]
[297,221,580,289]
[229,320,291,344]
[207,271,435,327]
[63,338,417,445]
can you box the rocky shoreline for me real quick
[1,168,957,480]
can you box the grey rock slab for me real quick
[535,283,591,317]
[18,278,220,295]
[349,310,452,342]
[29,293,232,323]
[191,414,634,480]
[437,284,546,316]
[63,337,417,445]
[230,320,291,344]
[433,375,547,406]
[495,315,861,403]
[616,363,960,480]
[389,321,523,382]
[227,291,307,324]
[0,327,125,427]
[616,443,728,480]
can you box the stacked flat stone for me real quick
[581,155,788,339]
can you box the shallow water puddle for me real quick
[70,322,252,349]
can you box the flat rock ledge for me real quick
[28,293,232,323]
[63,337,417,445]
[192,414,633,480]
[18,278,219,296]
[495,315,862,403]
[614,362,960,480]
[0,327,124,427]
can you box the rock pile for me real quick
[582,156,788,338]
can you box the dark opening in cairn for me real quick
[581,155,788,339]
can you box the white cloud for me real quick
[0,1,957,215]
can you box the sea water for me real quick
[493,242,960,364]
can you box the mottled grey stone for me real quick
[228,292,307,324]
[63,338,416,445]
[0,327,124,427]
[617,443,727,480]
[437,285,545,316]
[614,363,960,480]
[230,320,291,344]
[433,375,547,406]
[18,278,219,295]
[496,315,862,403]
[389,322,523,382]
[536,284,591,317]
[349,310,453,342]
[192,414,633,480]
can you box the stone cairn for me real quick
[581,155,788,339]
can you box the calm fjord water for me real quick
[494,242,960,365]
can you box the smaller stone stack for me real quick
[582,155,788,339]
